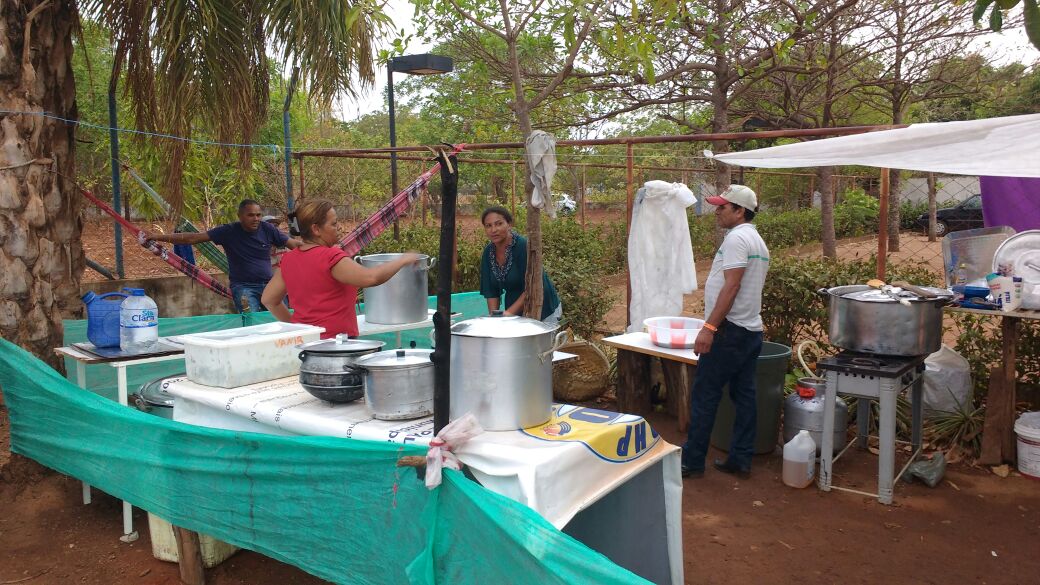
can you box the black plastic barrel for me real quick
[710,341,792,455]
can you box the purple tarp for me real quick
[980,176,1040,232]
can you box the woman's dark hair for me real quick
[290,199,335,241]
[481,206,513,225]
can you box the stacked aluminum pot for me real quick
[355,349,435,420]
[355,253,435,325]
[448,313,570,431]
[297,336,384,403]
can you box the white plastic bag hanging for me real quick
[525,130,557,218]
[424,413,483,489]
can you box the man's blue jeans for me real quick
[682,321,764,473]
[230,283,267,314]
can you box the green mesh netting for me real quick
[1,333,650,584]
[63,292,491,402]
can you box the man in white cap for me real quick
[681,184,769,479]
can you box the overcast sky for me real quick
[335,1,1037,123]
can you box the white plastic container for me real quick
[782,429,817,488]
[180,322,324,388]
[1014,411,1040,480]
[643,316,704,349]
[147,513,238,568]
[120,288,159,354]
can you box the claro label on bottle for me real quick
[123,309,157,328]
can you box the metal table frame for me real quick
[818,365,924,505]
[54,345,187,542]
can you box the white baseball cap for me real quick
[706,185,758,211]
[262,215,281,224]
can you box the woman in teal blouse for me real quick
[479,206,562,324]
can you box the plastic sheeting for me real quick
[63,292,491,403]
[0,335,651,585]
[627,181,698,333]
[711,114,1040,178]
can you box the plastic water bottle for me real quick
[120,288,159,354]
[782,430,817,488]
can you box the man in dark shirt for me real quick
[146,200,301,313]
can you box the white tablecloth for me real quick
[164,376,683,585]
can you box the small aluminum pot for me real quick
[355,253,435,325]
[818,285,952,356]
[297,335,384,403]
[448,313,570,431]
[355,349,435,420]
[132,374,184,420]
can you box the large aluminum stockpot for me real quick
[297,336,384,403]
[818,285,953,356]
[355,349,435,420]
[355,253,434,325]
[449,313,570,431]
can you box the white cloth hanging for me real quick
[526,130,558,218]
[627,180,698,333]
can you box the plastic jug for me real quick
[120,288,159,354]
[782,430,816,488]
[82,291,128,348]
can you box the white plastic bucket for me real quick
[1014,411,1040,480]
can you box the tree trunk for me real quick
[887,170,901,251]
[502,23,543,320]
[711,83,730,247]
[0,1,83,371]
[819,166,837,258]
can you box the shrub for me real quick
[834,188,879,237]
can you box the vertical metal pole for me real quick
[625,142,634,328]
[511,162,517,218]
[878,168,890,281]
[580,164,587,229]
[108,89,125,279]
[283,111,294,210]
[297,156,306,201]
[388,63,400,240]
[432,152,459,434]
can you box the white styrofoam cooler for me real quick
[147,513,238,568]
[181,322,324,388]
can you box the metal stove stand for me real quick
[817,351,925,505]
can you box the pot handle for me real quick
[298,350,306,361]
[342,363,366,375]
[817,288,831,298]
[353,255,362,264]
[539,330,572,364]
[426,257,437,270]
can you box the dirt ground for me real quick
[2,396,1039,585]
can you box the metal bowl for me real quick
[300,381,365,403]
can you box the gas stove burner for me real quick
[817,350,926,378]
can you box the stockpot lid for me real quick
[355,349,433,370]
[450,312,558,338]
[297,334,385,355]
[836,285,953,303]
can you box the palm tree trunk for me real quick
[0,1,83,371]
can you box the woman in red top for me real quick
[261,199,418,338]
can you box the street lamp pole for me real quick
[388,63,400,239]
[387,54,454,240]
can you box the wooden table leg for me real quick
[174,526,206,585]
[616,348,652,416]
[978,316,1020,466]
[661,360,690,433]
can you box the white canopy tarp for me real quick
[711,114,1040,177]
